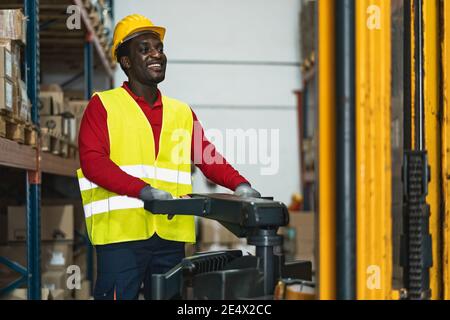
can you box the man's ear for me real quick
[120,56,131,71]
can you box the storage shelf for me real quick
[0,0,110,299]
[41,152,79,177]
[0,138,37,171]
[0,137,79,176]
[0,0,115,78]
[73,0,114,78]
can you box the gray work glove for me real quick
[234,183,261,198]
[139,185,173,201]
[139,185,174,220]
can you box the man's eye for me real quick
[140,46,149,53]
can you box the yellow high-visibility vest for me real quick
[77,87,194,245]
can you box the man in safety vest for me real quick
[77,14,261,300]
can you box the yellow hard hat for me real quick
[112,14,166,61]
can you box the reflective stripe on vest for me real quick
[77,87,195,245]
[78,165,192,192]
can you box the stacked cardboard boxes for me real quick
[0,205,75,299]
[40,85,87,153]
[0,9,27,44]
[40,84,65,141]
[41,198,93,300]
[0,9,32,142]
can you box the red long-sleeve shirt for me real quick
[78,82,249,198]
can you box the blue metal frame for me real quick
[24,0,41,300]
[84,39,95,293]
[0,257,28,296]
[84,40,93,99]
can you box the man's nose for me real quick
[149,48,162,59]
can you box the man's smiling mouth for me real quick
[147,63,162,71]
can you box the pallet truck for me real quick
[144,194,312,300]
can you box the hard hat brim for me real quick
[112,26,166,61]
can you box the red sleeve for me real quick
[190,110,249,191]
[78,95,147,198]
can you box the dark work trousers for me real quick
[94,234,185,300]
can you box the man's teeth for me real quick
[148,64,161,67]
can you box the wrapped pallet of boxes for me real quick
[0,46,14,117]
[0,39,21,82]
[0,9,27,44]
[0,46,13,80]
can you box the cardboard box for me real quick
[42,198,85,235]
[73,247,87,280]
[15,79,30,121]
[63,116,77,142]
[42,270,67,291]
[66,100,88,117]
[40,115,64,135]
[0,39,21,81]
[1,288,51,300]
[42,242,74,271]
[0,77,14,113]
[0,242,73,277]
[200,218,241,244]
[0,47,13,79]
[39,86,64,115]
[282,211,315,269]
[39,95,53,115]
[47,289,66,300]
[0,288,66,300]
[7,205,74,241]
[74,279,91,300]
[42,269,74,299]
[0,10,27,44]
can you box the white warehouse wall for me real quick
[114,0,302,204]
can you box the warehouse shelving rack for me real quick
[0,0,114,299]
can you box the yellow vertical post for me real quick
[442,0,450,300]
[317,0,336,300]
[355,0,393,299]
[423,0,441,300]
[411,0,416,148]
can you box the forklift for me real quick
[144,194,312,300]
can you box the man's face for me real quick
[126,32,167,85]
